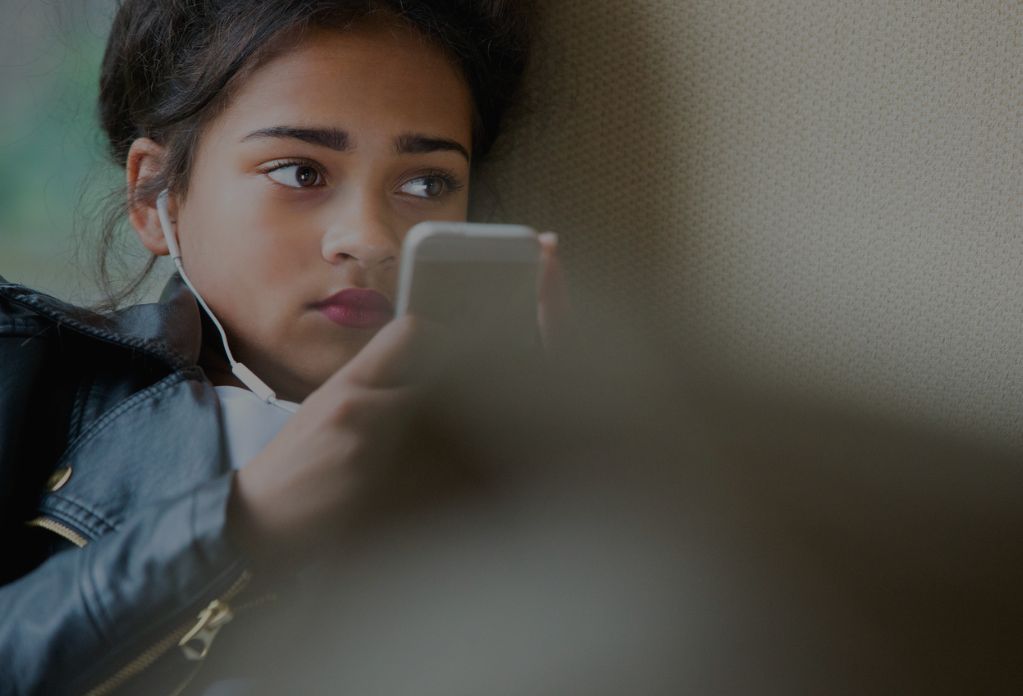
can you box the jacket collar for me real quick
[0,272,202,370]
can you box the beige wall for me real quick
[476,0,1022,451]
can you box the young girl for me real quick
[0,1,558,692]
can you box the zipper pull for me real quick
[178,599,235,661]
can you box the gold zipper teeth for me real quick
[82,625,192,696]
[25,516,88,548]
[83,570,254,696]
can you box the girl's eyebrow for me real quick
[242,126,350,151]
[241,126,470,162]
[395,133,470,162]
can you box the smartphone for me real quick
[395,221,541,348]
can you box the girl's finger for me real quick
[537,232,570,352]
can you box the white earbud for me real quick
[155,190,298,414]
[155,190,182,260]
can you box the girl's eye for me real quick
[265,163,324,189]
[400,174,461,199]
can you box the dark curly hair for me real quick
[91,0,534,310]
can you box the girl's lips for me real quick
[315,288,394,329]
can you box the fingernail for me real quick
[538,231,559,247]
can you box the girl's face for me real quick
[155,22,473,401]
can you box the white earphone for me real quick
[156,190,299,414]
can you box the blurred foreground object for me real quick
[193,319,1023,694]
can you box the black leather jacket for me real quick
[0,273,252,695]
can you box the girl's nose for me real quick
[321,195,400,269]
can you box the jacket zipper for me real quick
[83,570,254,696]
[25,516,88,548]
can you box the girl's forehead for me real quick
[205,22,473,148]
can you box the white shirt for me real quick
[214,386,299,470]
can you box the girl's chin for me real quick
[270,326,384,399]
[294,347,368,387]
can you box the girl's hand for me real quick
[227,316,456,564]
[537,232,571,354]
[228,235,570,564]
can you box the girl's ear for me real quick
[126,138,174,256]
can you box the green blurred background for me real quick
[0,0,166,306]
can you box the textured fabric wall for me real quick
[476,0,1022,450]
